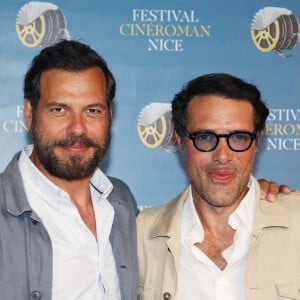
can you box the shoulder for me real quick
[264,191,300,231]
[108,176,139,215]
[108,176,135,200]
[136,204,164,230]
[1,152,21,177]
[277,191,300,214]
[136,202,171,239]
[137,203,166,221]
[268,192,300,243]
[139,186,190,215]
[109,176,132,192]
[137,186,189,226]
[0,153,23,200]
[254,177,300,221]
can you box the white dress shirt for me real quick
[177,177,256,300]
[18,145,120,300]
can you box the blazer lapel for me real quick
[109,192,132,299]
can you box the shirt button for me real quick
[31,290,41,300]
[163,292,171,299]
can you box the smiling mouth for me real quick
[208,170,235,183]
[60,143,90,154]
[54,134,98,154]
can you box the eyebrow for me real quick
[85,103,107,109]
[45,102,68,108]
[45,102,107,109]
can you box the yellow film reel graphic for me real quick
[16,2,69,48]
[251,20,280,52]
[251,7,299,56]
[137,114,168,148]
[16,15,46,48]
[137,103,177,151]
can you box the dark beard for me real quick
[31,126,110,180]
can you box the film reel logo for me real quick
[137,103,177,153]
[16,2,70,48]
[251,7,300,57]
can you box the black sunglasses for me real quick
[182,129,257,152]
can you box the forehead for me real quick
[38,67,107,105]
[186,95,254,131]
[39,67,106,92]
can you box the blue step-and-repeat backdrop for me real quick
[0,0,299,208]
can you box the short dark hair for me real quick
[24,39,115,110]
[172,73,269,137]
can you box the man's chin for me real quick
[49,166,96,180]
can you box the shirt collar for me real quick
[182,187,205,245]
[89,166,113,199]
[182,176,256,246]
[228,176,256,233]
[18,145,113,208]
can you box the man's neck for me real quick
[50,175,98,238]
[191,189,245,270]
[30,153,97,237]
[192,185,248,232]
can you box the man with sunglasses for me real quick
[137,73,300,300]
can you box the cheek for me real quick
[89,120,110,137]
[237,151,256,171]
[186,149,209,174]
[35,119,68,139]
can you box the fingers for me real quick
[258,179,292,202]
[279,185,291,194]
[265,181,279,202]
[258,179,276,201]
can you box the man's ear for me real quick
[24,99,33,131]
[109,106,113,120]
[255,135,260,151]
[175,131,184,152]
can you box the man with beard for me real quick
[0,40,138,299]
[137,73,300,300]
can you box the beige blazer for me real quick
[137,179,300,300]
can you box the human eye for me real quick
[193,132,216,151]
[86,106,106,118]
[49,105,66,116]
[232,132,250,142]
[196,132,214,141]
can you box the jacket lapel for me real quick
[109,191,132,299]
[150,186,190,274]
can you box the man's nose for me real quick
[66,113,87,135]
[212,138,233,163]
